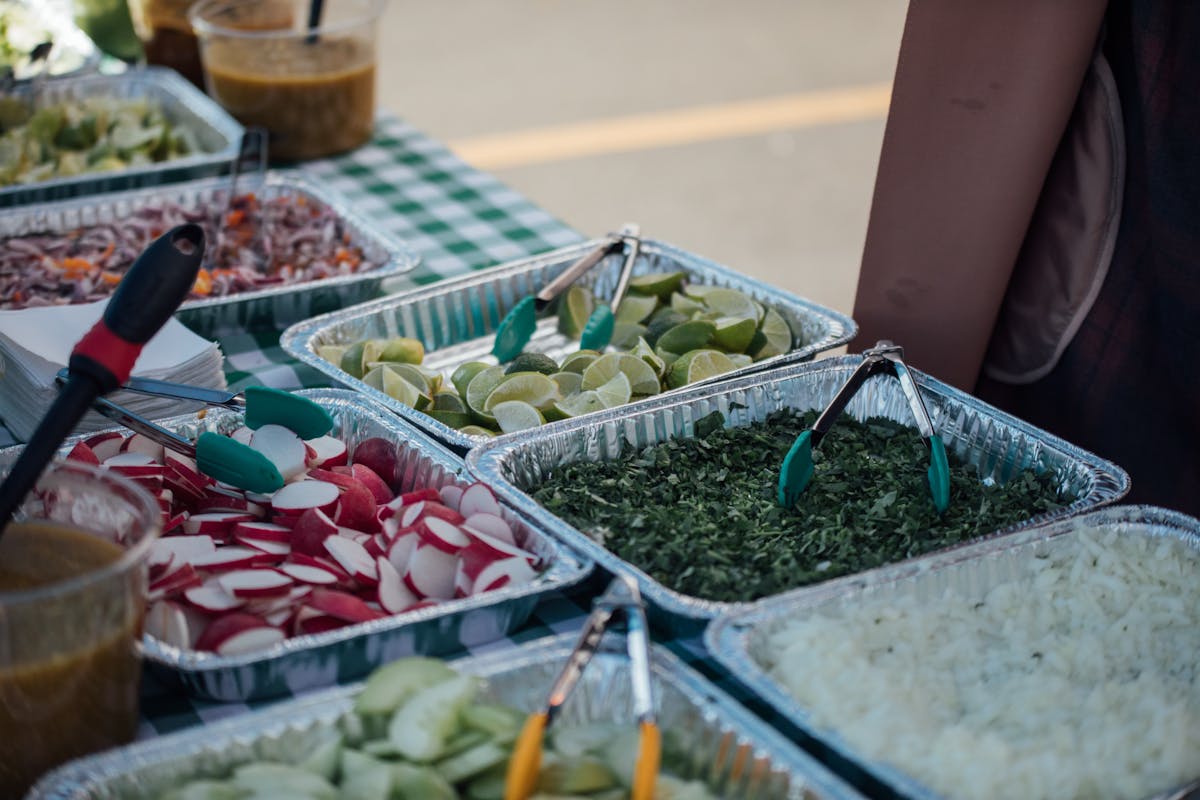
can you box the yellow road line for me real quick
[448,82,892,170]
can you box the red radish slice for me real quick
[453,560,473,599]
[307,588,386,623]
[216,569,294,598]
[264,608,293,627]
[323,537,378,584]
[418,517,471,554]
[84,432,124,462]
[244,585,310,617]
[163,512,189,534]
[364,536,386,559]
[149,563,202,598]
[120,433,165,463]
[183,583,245,613]
[403,543,457,600]
[270,480,340,516]
[278,563,340,586]
[249,424,308,481]
[294,612,347,636]
[349,463,393,503]
[376,556,418,613]
[462,528,538,567]
[399,500,464,528]
[349,438,398,488]
[473,556,537,594]
[151,535,216,565]
[215,625,285,656]
[331,479,378,533]
[184,512,256,537]
[462,513,516,546]
[230,426,254,445]
[239,537,291,556]
[306,435,348,468]
[305,468,358,490]
[148,553,175,582]
[459,483,502,518]
[66,441,100,465]
[196,491,265,516]
[387,531,418,575]
[145,601,193,649]
[233,521,291,541]
[438,485,464,512]
[188,546,278,571]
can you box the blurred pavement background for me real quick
[374,0,908,318]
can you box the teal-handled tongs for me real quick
[778,341,950,513]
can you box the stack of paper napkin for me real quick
[0,300,225,441]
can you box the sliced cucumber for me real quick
[355,657,457,717]
[537,755,618,794]
[440,728,490,759]
[159,781,242,800]
[390,763,457,800]
[461,703,524,742]
[464,762,509,800]
[387,674,479,762]
[435,740,509,784]
[231,762,338,799]
[297,733,342,781]
[549,721,624,758]
[339,748,393,800]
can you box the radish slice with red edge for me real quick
[403,543,457,600]
[249,424,308,481]
[462,513,516,546]
[270,480,340,515]
[459,482,502,518]
[216,569,295,598]
[376,556,419,613]
[278,563,340,586]
[323,536,378,584]
[183,583,245,613]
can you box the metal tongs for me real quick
[491,224,642,361]
[777,340,951,512]
[505,576,659,800]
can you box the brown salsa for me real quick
[0,522,142,797]
[202,35,375,161]
[128,0,206,88]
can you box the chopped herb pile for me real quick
[531,410,1070,602]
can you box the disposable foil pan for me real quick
[29,634,863,800]
[0,67,243,207]
[466,355,1130,635]
[0,172,419,335]
[281,236,857,452]
[705,505,1200,800]
[0,390,592,702]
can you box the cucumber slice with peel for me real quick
[435,740,509,784]
[391,763,457,800]
[297,733,342,781]
[355,657,457,716]
[160,782,242,800]
[461,703,524,742]
[339,749,393,800]
[387,674,479,762]
[231,762,338,799]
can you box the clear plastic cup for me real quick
[126,0,207,87]
[189,0,383,162]
[0,460,161,797]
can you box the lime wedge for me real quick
[459,425,496,437]
[656,320,716,354]
[727,353,754,368]
[593,372,632,408]
[552,391,608,418]
[559,350,601,374]
[316,344,348,367]
[428,410,473,429]
[382,368,431,411]
[628,270,686,299]
[557,286,596,339]
[581,353,660,396]
[451,361,491,398]
[700,288,764,324]
[362,364,387,391]
[629,337,667,378]
[339,341,368,379]
[666,349,738,389]
[505,352,559,376]
[465,365,508,425]
[491,400,545,433]
[378,362,432,395]
[669,292,706,316]
[613,294,659,325]
[550,371,583,396]
[377,337,425,364]
[750,307,793,360]
[610,321,647,349]
[711,316,758,353]
[431,391,468,413]
[483,372,561,412]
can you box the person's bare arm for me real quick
[852,0,1107,388]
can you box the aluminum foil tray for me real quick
[29,634,863,800]
[0,171,419,335]
[281,236,857,452]
[466,355,1130,635]
[705,505,1200,800]
[0,67,243,207]
[0,390,592,702]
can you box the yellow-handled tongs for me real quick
[505,576,659,800]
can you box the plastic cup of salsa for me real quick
[189,0,383,162]
[0,460,162,797]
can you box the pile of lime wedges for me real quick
[317,272,793,436]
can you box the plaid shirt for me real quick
[977,0,1200,516]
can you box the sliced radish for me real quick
[216,569,295,598]
[462,513,516,546]
[294,612,347,636]
[438,485,464,512]
[399,500,464,528]
[278,563,340,586]
[350,463,393,503]
[183,512,256,537]
[331,479,378,533]
[151,535,216,565]
[163,512,189,534]
[120,433,165,463]
[232,521,291,541]
[403,543,458,600]
[348,438,397,488]
[263,608,293,627]
[473,556,537,594]
[66,441,100,465]
[148,563,202,599]
[463,528,538,566]
[215,625,285,656]
[238,536,291,556]
[145,601,193,649]
[188,546,278,571]
[453,559,473,599]
[323,537,378,585]
[306,435,348,469]
[230,425,254,445]
[84,432,125,462]
[183,583,245,613]
[459,482,502,518]
[270,480,340,516]
[376,556,418,613]
[195,491,265,516]
[307,588,386,623]
[418,517,471,554]
[388,531,418,575]
[249,424,308,481]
